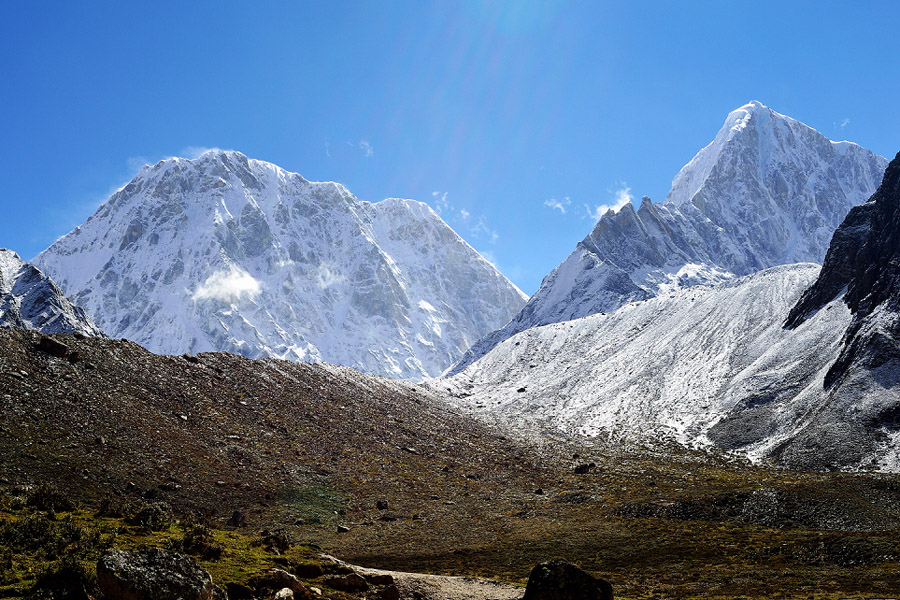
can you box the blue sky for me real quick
[2,1,898,295]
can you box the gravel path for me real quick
[322,555,523,600]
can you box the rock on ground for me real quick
[96,548,214,600]
[522,559,612,600]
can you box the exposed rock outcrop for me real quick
[96,548,214,600]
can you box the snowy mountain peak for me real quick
[34,153,526,378]
[0,249,104,337]
[448,150,900,472]
[447,102,887,375]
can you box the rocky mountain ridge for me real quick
[0,249,104,337]
[449,101,887,374]
[33,150,526,379]
[786,151,900,387]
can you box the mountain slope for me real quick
[33,150,526,378]
[443,260,900,471]
[0,249,104,336]
[775,151,900,468]
[449,101,887,374]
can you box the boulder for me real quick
[227,510,247,527]
[365,573,394,586]
[97,548,214,600]
[37,336,69,358]
[293,562,323,578]
[573,463,596,475]
[522,559,612,600]
[323,573,368,592]
[377,584,401,600]
[249,569,314,599]
[273,588,293,600]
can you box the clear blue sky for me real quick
[2,1,898,295]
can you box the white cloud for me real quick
[193,266,261,303]
[126,155,150,173]
[179,146,221,159]
[544,196,571,214]
[472,218,499,244]
[840,117,850,128]
[584,184,633,222]
[315,264,347,288]
[431,191,473,224]
[432,191,450,215]
[348,139,374,157]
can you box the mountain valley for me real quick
[4,103,900,600]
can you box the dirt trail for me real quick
[322,556,523,600]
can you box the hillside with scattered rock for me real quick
[6,330,900,598]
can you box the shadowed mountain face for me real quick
[0,249,104,337]
[448,101,887,375]
[33,150,526,379]
[786,151,900,388]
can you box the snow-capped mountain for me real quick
[445,151,900,472]
[33,150,526,378]
[0,249,104,337]
[448,101,887,375]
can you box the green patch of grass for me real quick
[289,484,345,525]
[0,488,326,600]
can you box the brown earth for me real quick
[5,328,900,599]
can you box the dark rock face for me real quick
[522,559,613,600]
[37,336,69,358]
[96,548,214,600]
[786,151,900,388]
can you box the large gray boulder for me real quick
[97,548,214,600]
[522,559,613,600]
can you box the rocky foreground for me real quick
[6,329,900,598]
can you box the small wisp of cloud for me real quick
[544,196,571,214]
[432,191,451,215]
[179,146,223,159]
[193,265,261,303]
[315,264,347,289]
[472,217,499,244]
[584,184,633,222]
[348,139,374,157]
